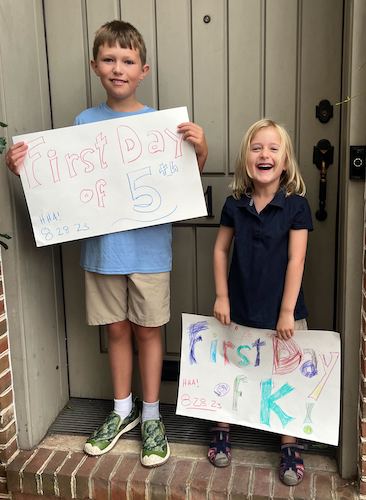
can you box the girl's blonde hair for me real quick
[231,118,306,199]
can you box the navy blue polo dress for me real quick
[220,190,313,329]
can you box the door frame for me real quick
[0,0,363,480]
[336,0,365,479]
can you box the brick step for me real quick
[5,436,358,499]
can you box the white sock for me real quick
[114,393,132,419]
[142,400,160,422]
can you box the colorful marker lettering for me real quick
[188,321,208,364]
[260,378,295,427]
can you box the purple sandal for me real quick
[279,443,305,486]
[208,426,231,467]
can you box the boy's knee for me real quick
[134,325,161,340]
[107,319,131,338]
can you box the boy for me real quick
[6,20,207,467]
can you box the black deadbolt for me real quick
[316,99,333,124]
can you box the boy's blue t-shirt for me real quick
[74,103,172,274]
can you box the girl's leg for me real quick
[208,422,231,467]
[279,437,305,486]
[281,435,296,445]
[279,321,307,485]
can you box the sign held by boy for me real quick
[13,106,207,246]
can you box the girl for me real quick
[209,119,313,486]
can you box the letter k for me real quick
[260,378,295,428]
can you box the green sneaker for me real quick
[84,399,140,456]
[140,418,170,467]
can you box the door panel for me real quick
[166,227,196,355]
[62,241,111,398]
[298,0,343,329]
[44,0,88,128]
[192,0,227,173]
[47,0,343,399]
[156,0,192,113]
[228,0,262,171]
[86,0,121,106]
[196,227,217,315]
[265,0,298,139]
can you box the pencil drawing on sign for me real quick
[13,107,207,246]
[177,314,341,446]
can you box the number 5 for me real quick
[127,167,162,213]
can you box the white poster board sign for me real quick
[13,107,207,247]
[177,314,341,446]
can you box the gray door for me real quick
[44,0,343,401]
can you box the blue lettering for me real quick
[260,378,295,427]
[210,339,218,363]
[188,321,208,364]
[252,338,266,367]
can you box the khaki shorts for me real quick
[85,271,170,327]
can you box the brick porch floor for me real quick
[5,435,358,499]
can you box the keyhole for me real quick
[203,15,211,23]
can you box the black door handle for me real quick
[313,139,334,221]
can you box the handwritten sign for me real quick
[13,107,207,247]
[177,314,340,445]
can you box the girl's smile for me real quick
[247,126,286,191]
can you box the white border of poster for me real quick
[177,314,340,446]
[13,107,207,247]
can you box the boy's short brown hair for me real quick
[93,20,147,65]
